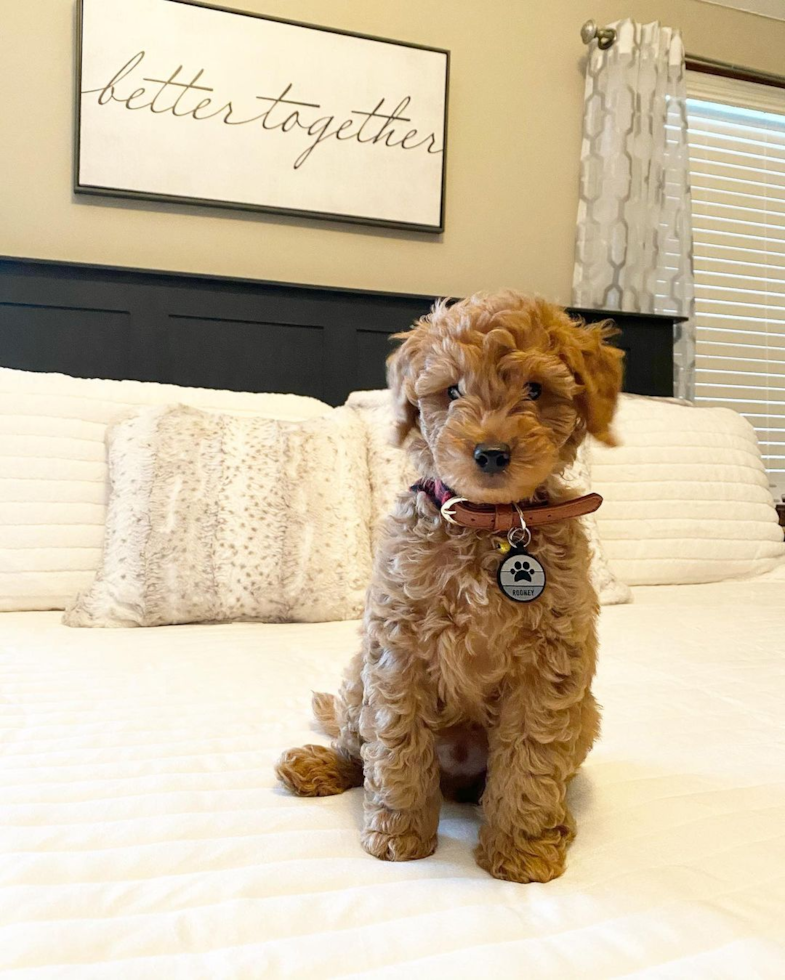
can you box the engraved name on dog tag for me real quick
[497,548,546,603]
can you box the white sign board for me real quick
[76,0,449,231]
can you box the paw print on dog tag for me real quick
[497,549,546,603]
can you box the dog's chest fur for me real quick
[372,492,597,730]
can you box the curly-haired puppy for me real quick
[276,292,623,883]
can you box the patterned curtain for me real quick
[573,19,696,400]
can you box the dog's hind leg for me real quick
[275,652,365,797]
[275,742,362,796]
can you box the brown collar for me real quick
[413,479,603,533]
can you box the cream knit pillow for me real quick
[590,395,785,585]
[65,404,372,627]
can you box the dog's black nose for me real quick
[473,443,511,473]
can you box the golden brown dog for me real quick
[276,292,623,883]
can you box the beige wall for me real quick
[2,0,784,302]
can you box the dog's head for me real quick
[387,292,623,504]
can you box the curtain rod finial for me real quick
[581,19,616,49]
[580,20,597,44]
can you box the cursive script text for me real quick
[82,52,444,169]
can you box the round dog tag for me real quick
[497,548,546,603]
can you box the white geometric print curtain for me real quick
[573,19,696,399]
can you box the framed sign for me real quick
[75,0,449,231]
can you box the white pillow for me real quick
[0,366,331,611]
[561,446,633,606]
[346,390,632,606]
[65,404,371,627]
[590,395,785,585]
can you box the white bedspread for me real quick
[2,572,785,979]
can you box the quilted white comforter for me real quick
[2,571,785,979]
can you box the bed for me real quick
[2,571,785,978]
[2,259,784,978]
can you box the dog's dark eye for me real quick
[526,382,542,401]
[447,385,461,401]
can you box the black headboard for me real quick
[0,257,678,402]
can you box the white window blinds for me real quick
[685,71,785,492]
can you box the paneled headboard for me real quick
[0,257,680,402]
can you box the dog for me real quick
[276,291,623,883]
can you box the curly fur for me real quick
[276,292,623,883]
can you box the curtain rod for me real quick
[580,20,785,91]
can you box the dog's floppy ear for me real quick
[386,321,427,445]
[557,315,624,446]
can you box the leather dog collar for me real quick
[412,479,603,533]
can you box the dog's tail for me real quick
[312,691,340,736]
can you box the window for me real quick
[685,72,785,492]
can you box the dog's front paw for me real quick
[476,824,572,883]
[361,827,437,862]
[362,800,440,862]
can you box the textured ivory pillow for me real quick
[346,389,632,605]
[0,366,331,612]
[64,404,372,627]
[590,395,785,585]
